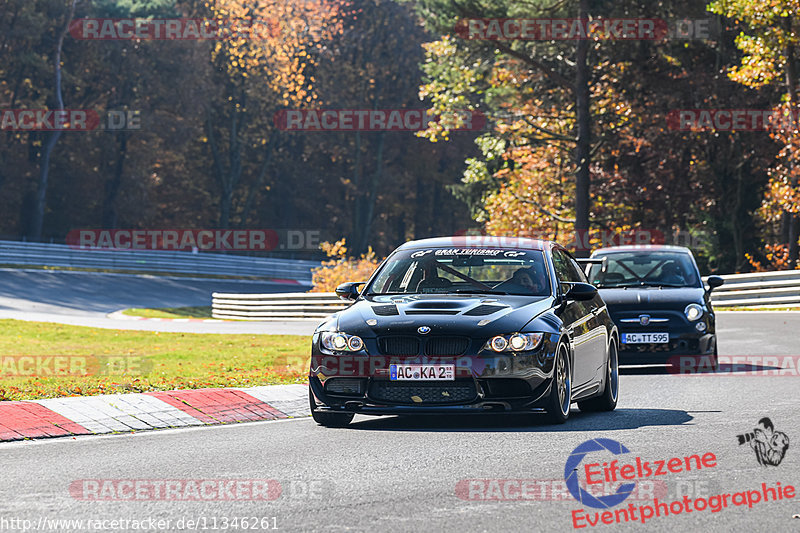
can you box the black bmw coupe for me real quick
[308,237,619,427]
[585,245,724,368]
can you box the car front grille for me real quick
[378,336,420,355]
[368,381,478,405]
[424,336,470,356]
[377,335,470,356]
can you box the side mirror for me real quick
[706,275,724,291]
[565,282,598,301]
[335,282,364,301]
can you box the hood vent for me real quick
[405,309,459,315]
[464,304,506,316]
[372,305,399,316]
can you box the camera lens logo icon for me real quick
[564,438,636,509]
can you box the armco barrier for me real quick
[0,240,318,283]
[212,292,348,320]
[703,270,800,307]
[214,270,800,321]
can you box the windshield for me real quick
[587,251,701,288]
[366,248,550,296]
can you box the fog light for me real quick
[490,336,508,352]
[695,322,707,333]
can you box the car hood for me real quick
[598,287,705,311]
[323,294,556,337]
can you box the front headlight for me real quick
[320,331,364,352]
[684,303,704,321]
[485,333,544,353]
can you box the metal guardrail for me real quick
[704,270,800,307]
[213,270,800,320]
[0,240,319,283]
[212,292,348,320]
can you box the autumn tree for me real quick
[708,0,800,267]
[197,0,345,229]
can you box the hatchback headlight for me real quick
[485,333,544,352]
[684,304,704,321]
[320,332,364,352]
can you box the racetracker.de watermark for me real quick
[68,18,279,40]
[66,229,321,252]
[668,355,800,376]
[68,479,331,501]
[455,18,715,41]
[452,229,712,250]
[69,480,282,501]
[456,479,667,502]
[0,355,150,377]
[667,109,800,132]
[274,109,486,132]
[0,109,140,131]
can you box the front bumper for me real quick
[309,375,554,415]
[308,346,558,415]
[610,307,716,364]
[618,332,716,364]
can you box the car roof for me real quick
[396,236,549,251]
[591,244,692,255]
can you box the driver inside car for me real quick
[510,267,546,294]
[657,261,686,285]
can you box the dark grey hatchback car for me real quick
[586,245,724,369]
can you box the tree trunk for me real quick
[350,130,364,248]
[101,131,128,228]
[356,133,386,253]
[573,0,592,257]
[240,130,279,227]
[30,0,77,241]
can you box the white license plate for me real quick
[622,333,669,344]
[390,364,455,381]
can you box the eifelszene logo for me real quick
[564,438,718,509]
[737,417,790,466]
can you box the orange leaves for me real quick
[746,244,800,271]
[309,239,382,292]
[205,0,345,106]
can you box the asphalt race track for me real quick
[0,310,798,532]
[0,269,312,334]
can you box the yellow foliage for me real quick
[745,244,800,272]
[309,239,383,292]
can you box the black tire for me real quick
[709,340,719,372]
[578,340,619,412]
[544,344,571,424]
[309,389,354,428]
